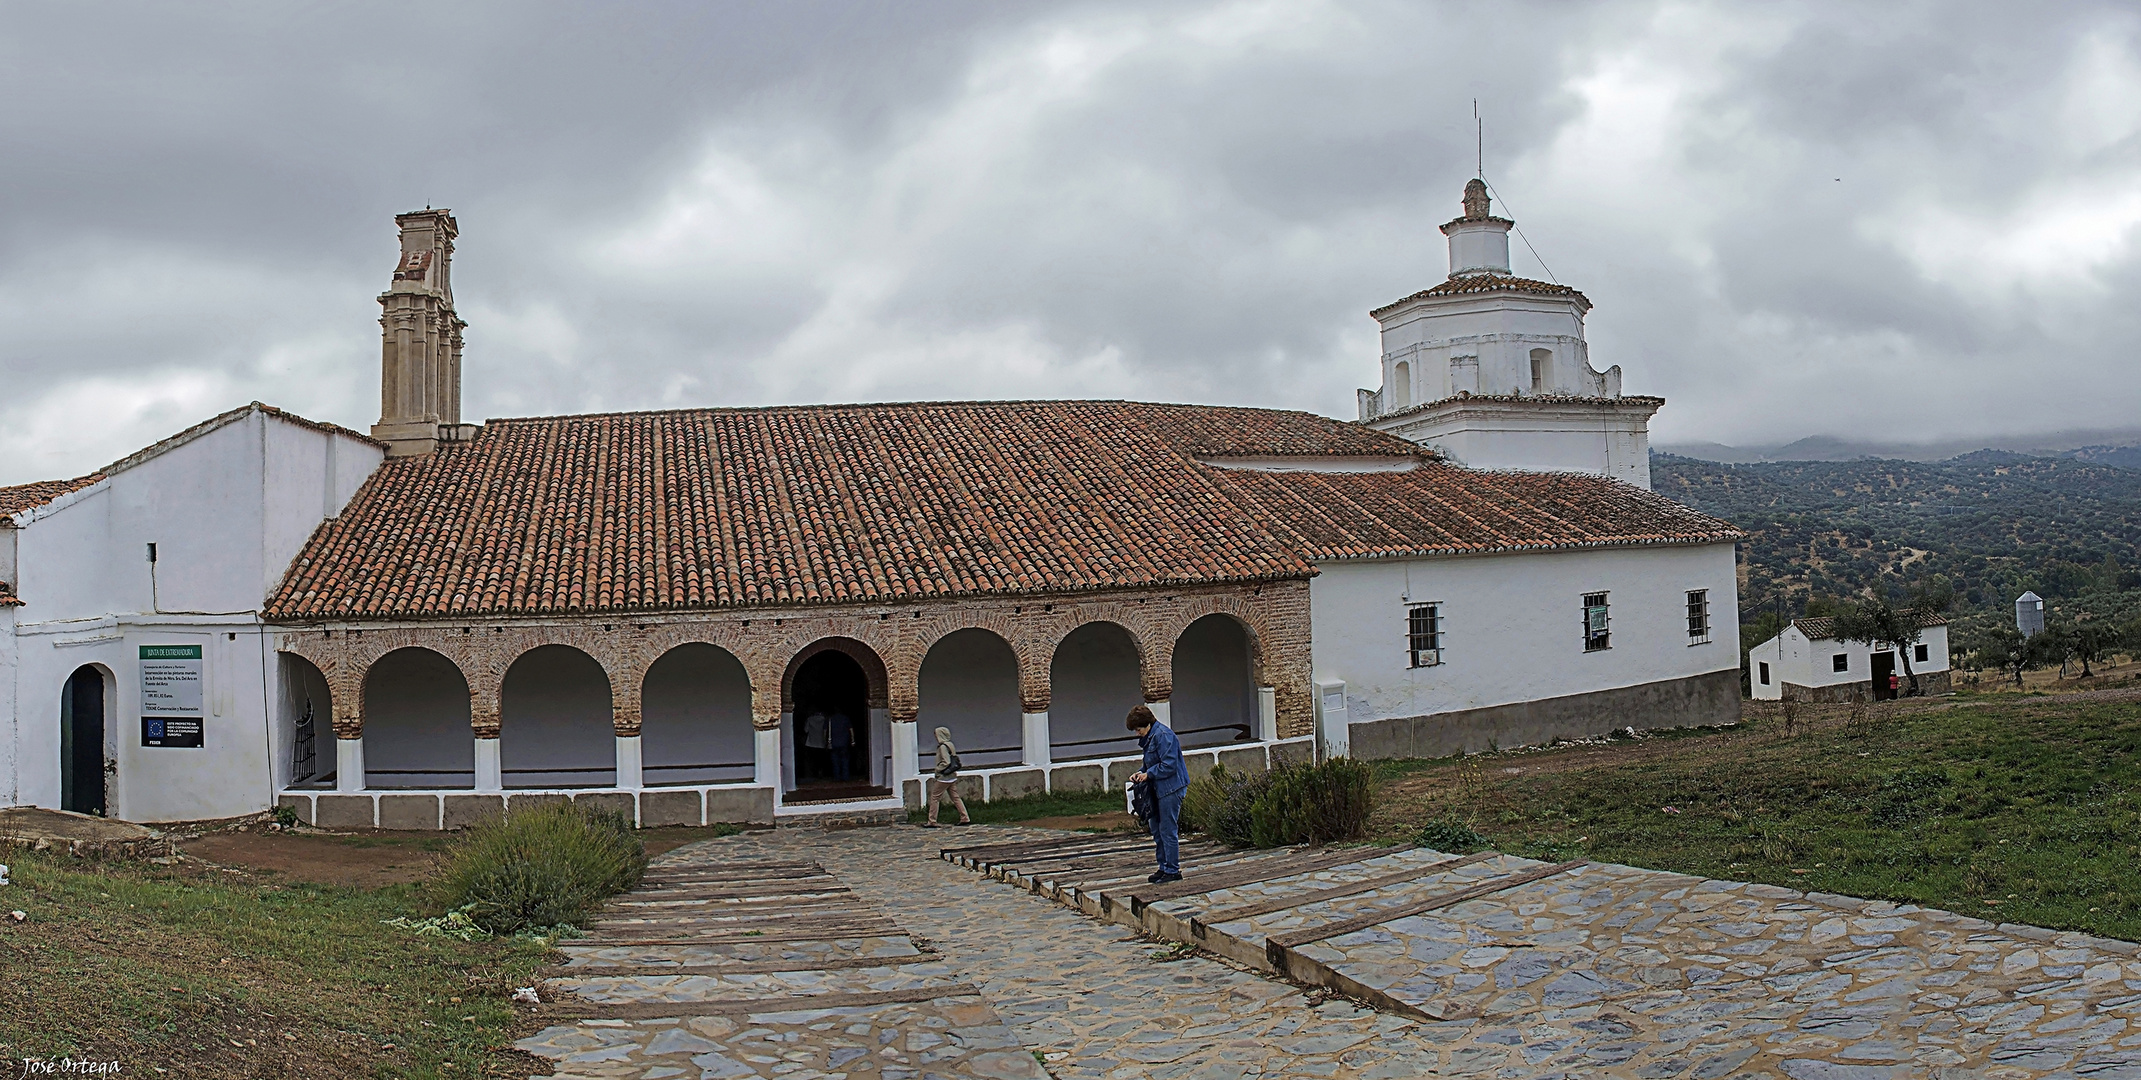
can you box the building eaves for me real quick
[1371,274,1592,319]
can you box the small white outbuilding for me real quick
[1747,615,1951,703]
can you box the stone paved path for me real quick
[957,833,2141,1078]
[519,825,2141,1078]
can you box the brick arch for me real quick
[913,612,1050,716]
[781,637,890,715]
[1167,598,1270,687]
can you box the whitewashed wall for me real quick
[1311,542,1740,741]
[917,628,1024,767]
[1,407,381,820]
[641,643,755,784]
[1749,624,1951,700]
[499,644,616,788]
[1048,622,1144,760]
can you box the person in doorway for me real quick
[926,725,971,827]
[827,709,854,782]
[802,710,830,780]
[1127,704,1186,883]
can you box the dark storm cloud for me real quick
[3,0,2138,483]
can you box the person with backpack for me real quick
[1127,704,1186,883]
[926,725,971,827]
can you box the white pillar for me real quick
[1021,711,1051,767]
[474,737,502,792]
[615,735,643,789]
[869,707,891,787]
[1257,687,1278,742]
[891,719,919,783]
[336,737,365,792]
[778,711,796,792]
[1147,700,1171,727]
[754,727,781,789]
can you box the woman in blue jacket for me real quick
[1127,704,1187,883]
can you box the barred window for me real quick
[1408,603,1442,667]
[1833,653,1850,672]
[1686,589,1710,643]
[1583,592,1610,652]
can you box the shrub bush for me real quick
[1414,817,1492,853]
[433,802,648,934]
[1182,763,1266,847]
[1184,758,1376,848]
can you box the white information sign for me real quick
[140,644,203,715]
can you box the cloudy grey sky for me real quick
[5,0,2140,484]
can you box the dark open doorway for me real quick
[61,666,107,816]
[1870,651,1897,701]
[789,650,879,797]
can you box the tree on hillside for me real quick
[2063,620,2123,678]
[1975,626,2037,687]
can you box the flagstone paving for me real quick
[518,824,2141,1078]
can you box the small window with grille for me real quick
[1408,603,1442,667]
[1686,589,1710,644]
[1583,592,1610,651]
[1833,653,1850,673]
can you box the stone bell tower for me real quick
[372,209,473,457]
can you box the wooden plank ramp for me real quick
[940,835,1606,1024]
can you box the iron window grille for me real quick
[1408,603,1443,667]
[1583,592,1611,652]
[1686,589,1710,643]
[1833,653,1850,672]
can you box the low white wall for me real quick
[1310,542,1740,728]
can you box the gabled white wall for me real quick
[1310,542,1739,727]
[4,407,383,820]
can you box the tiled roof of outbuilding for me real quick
[1372,274,1591,317]
[1792,613,1948,641]
[1201,463,1743,561]
[0,474,104,518]
[266,400,1740,621]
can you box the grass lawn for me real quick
[0,838,552,1078]
[903,787,1128,828]
[1371,689,2141,941]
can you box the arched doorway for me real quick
[60,665,109,815]
[918,629,1023,768]
[278,653,332,788]
[1049,622,1144,761]
[642,643,755,785]
[363,648,474,789]
[1171,615,1257,749]
[788,650,872,793]
[502,645,615,789]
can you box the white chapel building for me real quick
[1,188,1743,828]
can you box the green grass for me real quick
[904,787,1128,827]
[0,846,552,1077]
[1372,692,2141,940]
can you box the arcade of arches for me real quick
[273,583,1310,809]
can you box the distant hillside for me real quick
[1654,427,2141,465]
[1650,452,2141,646]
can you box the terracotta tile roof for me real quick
[1792,612,1948,641]
[1372,274,1590,318]
[1200,462,1743,561]
[0,474,104,518]
[1371,391,1665,425]
[267,400,1740,621]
